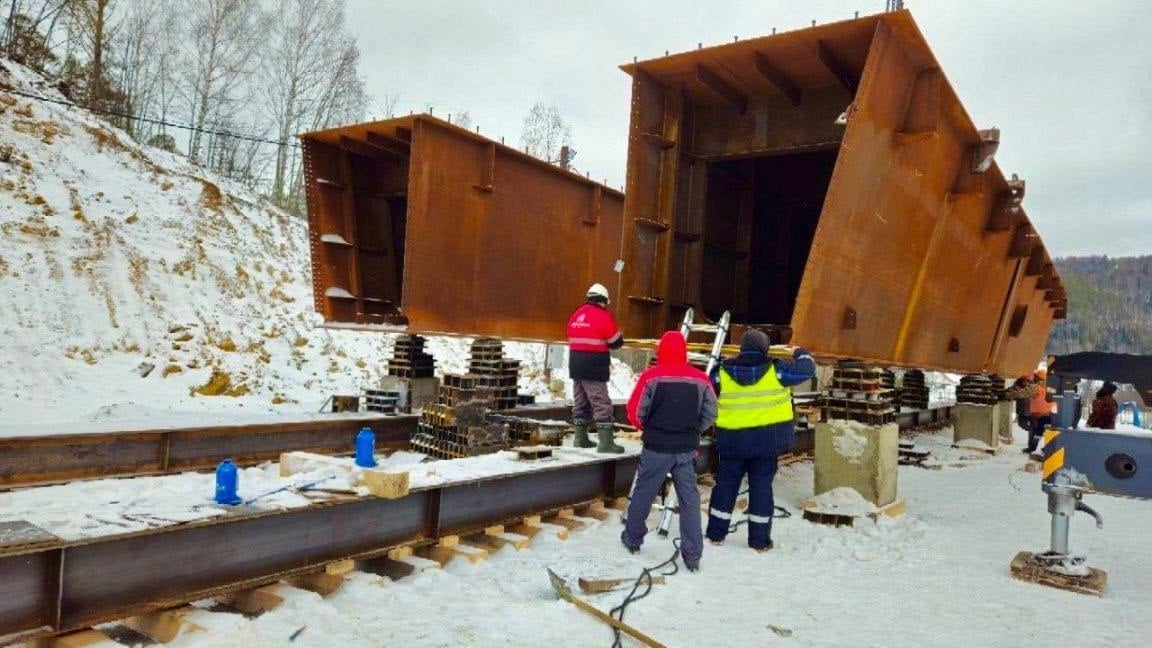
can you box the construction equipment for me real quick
[1012,381,1152,596]
[546,568,666,648]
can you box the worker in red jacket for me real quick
[567,283,625,452]
[622,330,717,571]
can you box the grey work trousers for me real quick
[622,448,703,563]
[572,379,614,423]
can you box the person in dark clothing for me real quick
[1087,382,1119,430]
[567,283,625,452]
[1006,374,1036,438]
[622,331,717,571]
[705,330,816,551]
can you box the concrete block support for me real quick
[814,421,899,506]
[996,401,1014,443]
[953,403,1000,448]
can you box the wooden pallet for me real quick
[1009,551,1107,596]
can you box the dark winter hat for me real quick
[1097,382,1118,398]
[740,329,771,354]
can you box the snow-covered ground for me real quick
[121,425,1149,648]
[6,426,1145,647]
[0,59,635,430]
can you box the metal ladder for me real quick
[678,307,731,376]
[623,308,732,537]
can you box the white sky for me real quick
[347,0,1152,257]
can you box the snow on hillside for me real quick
[0,59,634,428]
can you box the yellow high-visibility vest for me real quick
[715,365,794,430]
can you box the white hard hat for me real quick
[586,283,610,304]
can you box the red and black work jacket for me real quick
[567,302,623,382]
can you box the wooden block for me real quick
[736,498,748,511]
[33,629,116,648]
[521,515,542,526]
[507,523,543,540]
[1025,461,1041,473]
[578,575,665,594]
[415,544,456,567]
[360,556,416,581]
[387,546,414,560]
[360,469,410,499]
[289,572,346,597]
[578,502,612,521]
[123,606,205,643]
[475,530,531,551]
[870,499,907,520]
[326,559,356,575]
[1009,551,1107,596]
[484,524,505,535]
[437,535,460,548]
[279,451,354,477]
[398,555,443,572]
[448,543,489,564]
[223,584,289,615]
[607,497,629,511]
[696,474,716,487]
[547,514,587,531]
[556,508,576,518]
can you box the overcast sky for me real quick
[346,0,1151,258]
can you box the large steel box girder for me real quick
[616,10,1063,377]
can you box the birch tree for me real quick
[520,101,572,163]
[182,0,262,162]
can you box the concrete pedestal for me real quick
[814,421,899,506]
[953,403,1000,448]
[995,401,1014,444]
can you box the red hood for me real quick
[657,331,688,365]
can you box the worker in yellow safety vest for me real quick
[705,329,815,552]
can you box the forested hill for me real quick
[1047,256,1152,355]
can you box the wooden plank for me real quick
[415,544,457,567]
[577,502,612,522]
[579,575,665,595]
[361,469,410,499]
[123,606,206,643]
[220,583,290,615]
[1009,551,1107,596]
[289,572,346,597]
[32,629,117,648]
[326,559,357,575]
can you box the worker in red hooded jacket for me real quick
[622,331,717,571]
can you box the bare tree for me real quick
[181,0,262,163]
[520,101,571,163]
[3,0,69,69]
[117,0,178,140]
[260,0,349,205]
[453,110,472,129]
[375,92,399,119]
[68,0,119,106]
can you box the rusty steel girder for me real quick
[300,117,624,341]
[0,452,654,643]
[616,10,1064,376]
[0,405,586,490]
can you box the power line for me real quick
[2,86,299,149]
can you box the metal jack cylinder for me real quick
[1046,485,1078,555]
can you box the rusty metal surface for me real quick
[617,11,1063,376]
[0,405,591,490]
[301,116,624,341]
[0,452,646,642]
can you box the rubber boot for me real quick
[572,420,595,449]
[596,422,625,454]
